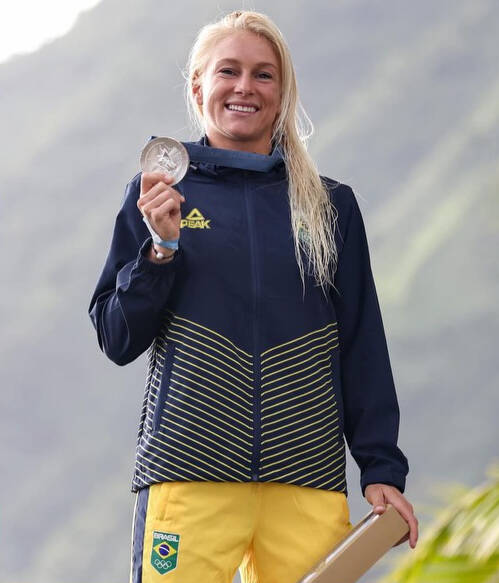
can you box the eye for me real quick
[219,68,236,76]
[257,72,273,80]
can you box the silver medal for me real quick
[139,137,189,245]
[140,137,189,185]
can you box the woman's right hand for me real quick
[137,171,186,242]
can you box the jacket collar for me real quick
[182,135,286,176]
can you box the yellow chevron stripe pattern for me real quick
[133,314,346,494]
[135,311,254,485]
[259,322,346,491]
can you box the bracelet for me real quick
[154,247,175,261]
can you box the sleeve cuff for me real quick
[361,467,407,497]
[135,236,183,274]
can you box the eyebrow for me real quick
[214,58,278,70]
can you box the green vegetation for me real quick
[380,463,499,583]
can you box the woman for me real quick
[89,10,418,583]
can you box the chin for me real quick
[222,130,256,143]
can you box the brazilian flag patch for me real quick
[151,531,180,575]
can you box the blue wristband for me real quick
[143,216,179,250]
[156,238,179,250]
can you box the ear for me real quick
[192,80,203,105]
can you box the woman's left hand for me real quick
[364,483,419,549]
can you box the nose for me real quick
[234,71,254,95]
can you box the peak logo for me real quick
[181,208,211,229]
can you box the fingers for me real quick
[148,197,181,224]
[389,498,418,549]
[137,175,185,218]
[407,508,419,549]
[139,180,185,206]
[140,189,174,215]
[365,484,387,514]
[140,171,174,196]
[139,190,184,242]
[390,494,418,549]
[365,484,419,549]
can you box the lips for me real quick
[225,103,259,113]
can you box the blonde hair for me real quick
[184,10,339,296]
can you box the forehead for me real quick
[208,31,279,69]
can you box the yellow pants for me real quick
[130,481,353,583]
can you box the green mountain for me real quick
[0,0,497,581]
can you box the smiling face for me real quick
[192,30,282,154]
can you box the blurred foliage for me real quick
[380,461,499,583]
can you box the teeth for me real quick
[227,104,257,113]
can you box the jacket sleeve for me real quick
[332,186,409,497]
[88,173,183,366]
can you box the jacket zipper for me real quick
[244,170,262,481]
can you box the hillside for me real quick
[0,0,497,581]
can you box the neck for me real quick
[204,134,273,155]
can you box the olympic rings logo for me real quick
[154,558,173,569]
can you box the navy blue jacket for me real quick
[89,136,409,497]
